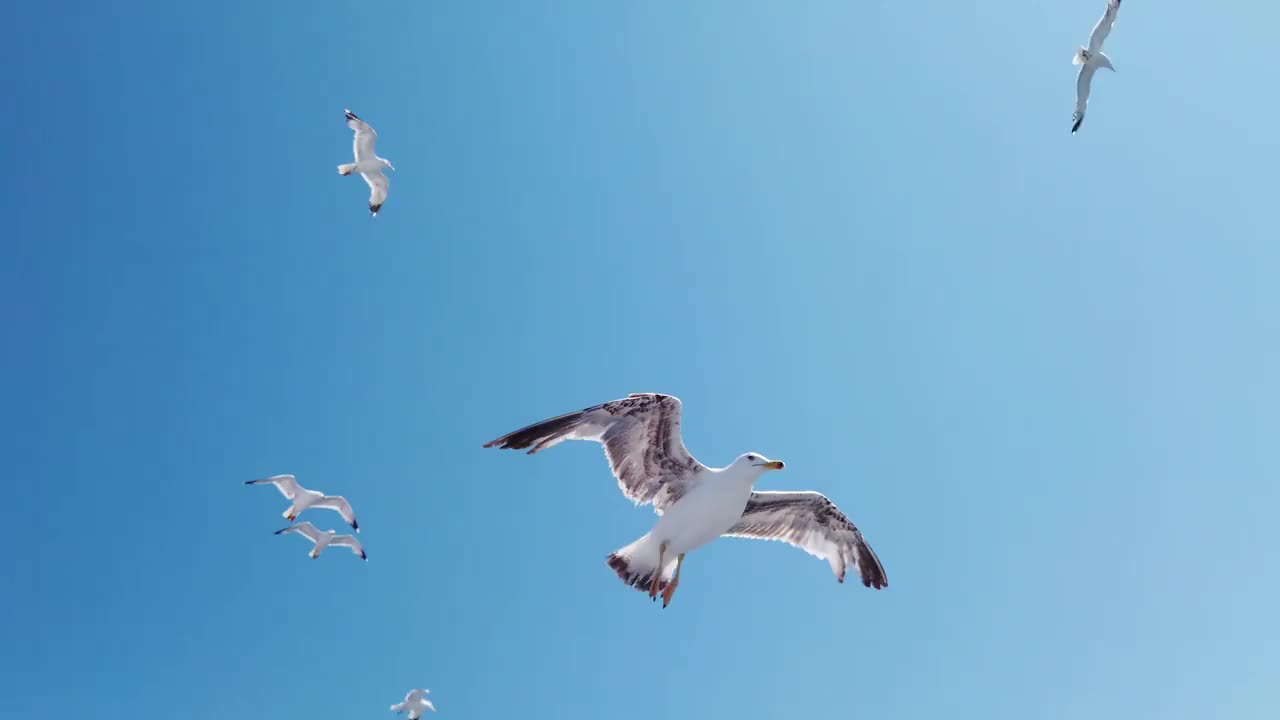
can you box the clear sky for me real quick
[4,1,1279,718]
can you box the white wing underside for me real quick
[1087,0,1121,53]
[485,393,707,514]
[724,491,888,589]
[283,521,323,544]
[348,117,378,163]
[312,496,357,527]
[328,534,365,556]
[361,171,389,209]
[253,474,301,500]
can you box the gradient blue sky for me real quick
[4,1,1279,718]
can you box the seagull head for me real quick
[737,452,784,474]
[381,157,396,172]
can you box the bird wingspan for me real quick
[723,490,888,589]
[484,393,706,513]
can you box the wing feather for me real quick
[1087,0,1121,53]
[484,393,705,513]
[724,491,887,589]
[345,109,378,162]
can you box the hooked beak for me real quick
[761,460,785,471]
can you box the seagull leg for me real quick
[649,542,668,600]
[661,554,685,608]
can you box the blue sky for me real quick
[4,1,1279,718]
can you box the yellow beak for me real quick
[763,460,785,471]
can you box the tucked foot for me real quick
[661,577,679,608]
[648,541,668,600]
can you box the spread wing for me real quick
[245,474,301,500]
[361,171,388,215]
[345,109,378,163]
[312,495,359,532]
[329,534,367,560]
[1072,63,1099,134]
[275,521,323,544]
[484,393,705,513]
[724,491,887,589]
[1087,0,1121,53]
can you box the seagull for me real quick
[390,689,436,719]
[274,521,367,560]
[337,109,394,215]
[1072,0,1121,134]
[244,474,359,532]
[484,393,887,607]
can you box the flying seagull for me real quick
[390,689,436,719]
[244,474,359,532]
[274,521,367,560]
[337,109,394,215]
[484,393,887,607]
[1072,0,1121,134]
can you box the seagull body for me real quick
[337,109,394,215]
[485,393,887,607]
[390,689,436,719]
[244,474,359,532]
[275,521,367,560]
[1072,0,1121,134]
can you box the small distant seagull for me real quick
[337,109,395,216]
[390,689,436,719]
[484,393,887,607]
[275,521,367,560]
[244,474,359,532]
[1072,0,1121,134]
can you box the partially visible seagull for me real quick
[274,521,367,560]
[390,689,436,719]
[244,474,359,532]
[484,393,887,607]
[1072,0,1122,134]
[337,109,394,215]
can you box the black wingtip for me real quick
[345,109,360,121]
[369,203,382,216]
[351,520,360,532]
[273,527,289,535]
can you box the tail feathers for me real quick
[338,163,357,176]
[606,535,676,595]
[1072,47,1088,66]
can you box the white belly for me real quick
[652,481,752,556]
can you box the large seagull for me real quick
[1072,0,1122,134]
[484,393,887,607]
[337,109,394,215]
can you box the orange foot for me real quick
[661,577,680,608]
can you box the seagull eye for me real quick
[747,455,756,462]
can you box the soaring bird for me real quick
[244,474,359,532]
[337,109,394,215]
[274,522,367,560]
[1072,0,1122,134]
[390,689,436,719]
[484,393,887,607]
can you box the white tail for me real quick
[337,163,357,176]
[605,533,678,594]
[1072,47,1088,66]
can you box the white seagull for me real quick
[337,109,394,215]
[484,393,887,607]
[1072,0,1122,134]
[275,521,367,560]
[390,689,436,719]
[244,474,359,532]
